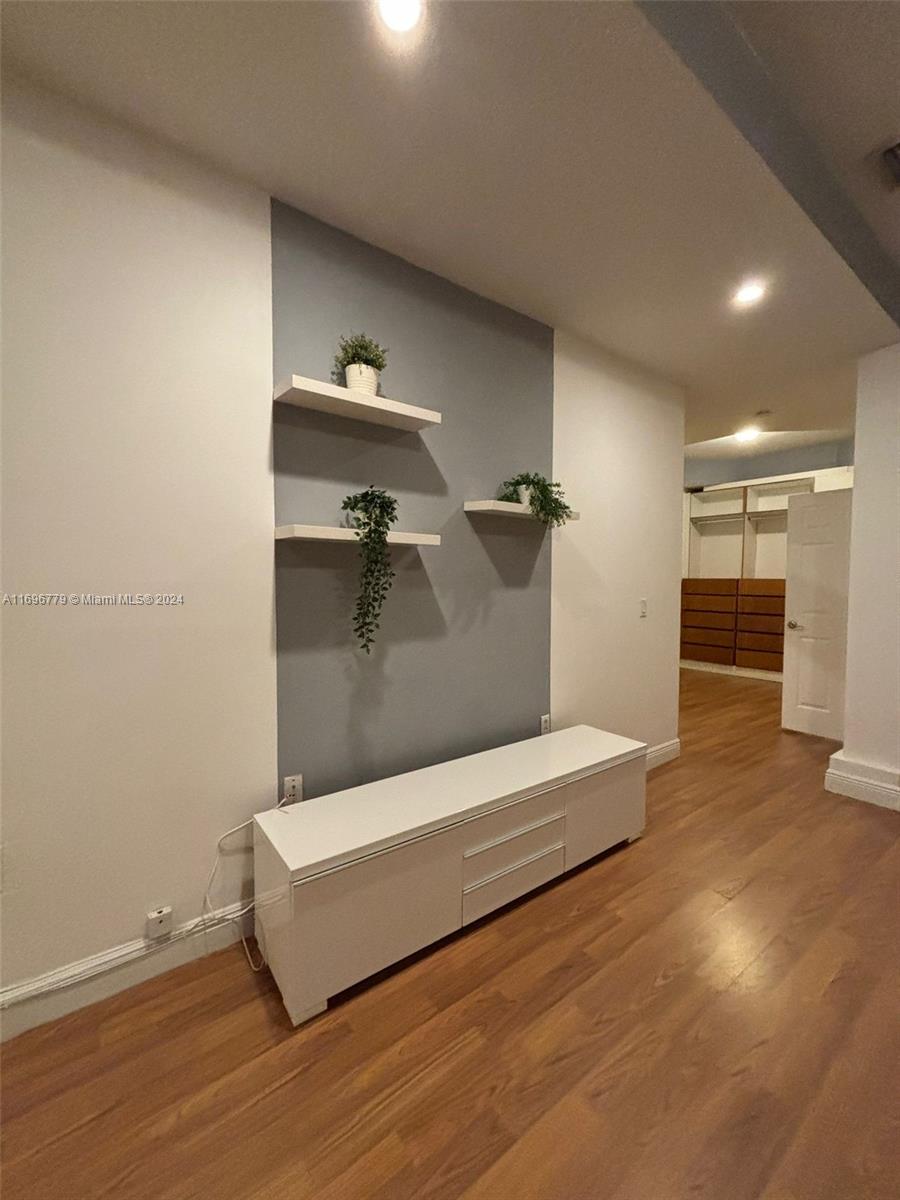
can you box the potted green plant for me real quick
[497,472,574,527]
[334,332,388,395]
[341,486,398,653]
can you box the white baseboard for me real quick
[680,659,783,682]
[825,751,900,813]
[0,900,249,1042]
[646,738,681,770]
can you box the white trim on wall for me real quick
[825,751,900,813]
[680,660,783,683]
[646,739,681,770]
[0,902,250,1040]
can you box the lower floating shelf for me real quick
[275,524,441,547]
[464,500,580,521]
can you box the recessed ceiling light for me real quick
[734,426,761,443]
[378,0,422,32]
[732,279,767,308]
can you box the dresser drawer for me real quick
[463,814,565,888]
[738,596,785,615]
[682,578,738,595]
[681,641,733,665]
[462,788,564,856]
[462,845,565,925]
[737,613,784,634]
[678,626,734,648]
[681,594,737,613]
[735,649,783,672]
[679,610,735,631]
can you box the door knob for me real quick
[787,619,802,630]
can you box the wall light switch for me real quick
[540,714,551,735]
[639,598,648,618]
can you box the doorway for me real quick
[680,461,854,739]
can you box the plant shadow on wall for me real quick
[273,406,448,495]
[447,513,548,635]
[274,540,447,791]
[273,544,447,654]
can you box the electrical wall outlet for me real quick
[283,774,304,803]
[146,905,172,939]
[540,714,551,735]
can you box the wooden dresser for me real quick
[736,578,785,672]
[680,578,737,665]
[682,577,784,672]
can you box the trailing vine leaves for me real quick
[341,486,398,653]
[497,472,574,527]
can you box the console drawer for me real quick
[463,814,565,888]
[462,788,564,855]
[462,845,565,925]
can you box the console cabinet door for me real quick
[564,758,645,870]
[288,830,464,1011]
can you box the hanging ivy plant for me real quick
[497,472,574,527]
[341,486,398,653]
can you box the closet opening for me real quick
[680,434,854,742]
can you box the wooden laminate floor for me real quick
[2,670,899,1200]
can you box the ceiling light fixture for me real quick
[734,426,761,443]
[732,279,767,308]
[377,0,422,32]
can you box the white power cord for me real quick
[201,795,291,972]
[0,798,290,1010]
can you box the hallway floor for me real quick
[3,670,898,1199]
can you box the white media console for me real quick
[254,725,647,1025]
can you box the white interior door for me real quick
[782,490,852,738]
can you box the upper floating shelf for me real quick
[464,500,581,521]
[273,375,442,432]
[690,512,744,526]
[746,508,788,521]
[275,524,441,547]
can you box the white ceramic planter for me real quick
[517,486,534,512]
[345,363,379,394]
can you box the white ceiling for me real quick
[685,428,850,461]
[2,1,897,443]
[729,0,900,268]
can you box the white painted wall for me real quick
[551,331,685,764]
[826,343,900,811]
[1,78,278,1034]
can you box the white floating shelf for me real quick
[690,512,744,526]
[275,524,441,547]
[746,508,788,521]
[273,375,441,432]
[464,500,580,521]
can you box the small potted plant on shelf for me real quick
[497,472,574,527]
[341,486,398,653]
[334,332,388,395]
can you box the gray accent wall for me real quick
[271,201,554,798]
